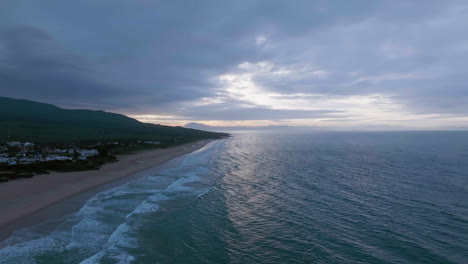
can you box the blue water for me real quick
[1,132,467,263]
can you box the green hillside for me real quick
[0,97,226,143]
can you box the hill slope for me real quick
[0,97,226,142]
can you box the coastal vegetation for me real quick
[0,97,228,182]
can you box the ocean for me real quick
[0,132,467,264]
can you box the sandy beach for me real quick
[0,139,216,232]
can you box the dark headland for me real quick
[0,96,227,230]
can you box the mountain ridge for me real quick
[0,97,226,142]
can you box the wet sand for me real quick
[0,140,215,236]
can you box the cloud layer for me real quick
[1,0,467,128]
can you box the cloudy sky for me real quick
[1,0,468,129]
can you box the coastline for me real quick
[0,139,217,238]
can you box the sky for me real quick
[1,0,468,129]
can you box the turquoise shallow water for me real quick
[1,132,467,263]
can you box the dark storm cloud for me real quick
[0,25,127,107]
[1,0,467,120]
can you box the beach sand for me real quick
[0,140,216,234]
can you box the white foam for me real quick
[78,251,135,264]
[78,251,106,264]
[75,222,138,263]
[126,193,169,217]
[0,236,63,264]
[66,217,113,250]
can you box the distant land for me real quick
[184,122,326,132]
[184,122,468,132]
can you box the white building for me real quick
[7,142,21,147]
[77,149,99,160]
[23,142,35,148]
[45,155,71,161]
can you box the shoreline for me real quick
[0,139,217,239]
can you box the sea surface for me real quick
[1,132,467,264]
